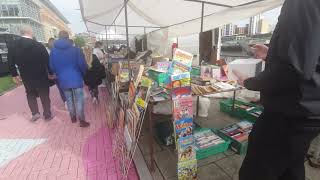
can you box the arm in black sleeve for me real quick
[7,46,18,77]
[39,43,52,75]
[244,63,299,93]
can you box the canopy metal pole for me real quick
[196,2,205,117]
[105,25,109,50]
[124,0,131,79]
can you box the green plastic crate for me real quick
[148,70,169,86]
[194,128,231,160]
[191,67,200,77]
[219,98,263,122]
[217,129,249,155]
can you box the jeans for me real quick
[25,86,51,118]
[64,88,85,121]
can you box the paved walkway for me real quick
[0,86,139,180]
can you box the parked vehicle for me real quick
[0,33,21,76]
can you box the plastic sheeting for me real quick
[79,0,284,37]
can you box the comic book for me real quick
[173,49,194,67]
[174,118,193,140]
[170,61,192,75]
[173,96,193,120]
[171,73,191,99]
[178,135,196,162]
[178,159,198,180]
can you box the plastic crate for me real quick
[194,128,231,160]
[191,67,200,77]
[148,70,169,86]
[219,98,263,122]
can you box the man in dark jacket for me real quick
[8,26,53,122]
[49,31,90,128]
[237,0,320,180]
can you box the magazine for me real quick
[178,159,197,180]
[178,136,196,162]
[173,96,193,120]
[173,49,193,67]
[170,61,192,75]
[175,118,193,140]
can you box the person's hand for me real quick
[12,76,22,85]
[232,70,248,86]
[252,44,269,61]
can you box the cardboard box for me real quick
[228,59,264,81]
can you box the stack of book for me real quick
[194,129,225,150]
[220,121,253,143]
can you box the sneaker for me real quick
[71,117,77,123]
[80,121,90,128]
[30,113,41,122]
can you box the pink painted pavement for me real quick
[0,86,139,180]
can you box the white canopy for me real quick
[79,0,284,37]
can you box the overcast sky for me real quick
[50,0,281,34]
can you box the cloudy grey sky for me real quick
[50,0,281,34]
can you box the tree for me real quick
[73,36,86,48]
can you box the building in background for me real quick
[248,14,261,35]
[234,24,249,35]
[0,0,44,41]
[35,0,71,41]
[257,18,271,34]
[222,24,234,37]
[0,0,70,42]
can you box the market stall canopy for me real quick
[79,0,284,37]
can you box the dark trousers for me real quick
[89,86,99,99]
[25,86,51,118]
[239,111,318,180]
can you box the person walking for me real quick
[49,31,90,128]
[8,26,53,122]
[235,0,320,180]
[46,38,67,109]
[83,46,106,104]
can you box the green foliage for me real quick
[73,36,86,48]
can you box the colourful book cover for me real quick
[170,61,192,75]
[173,96,193,120]
[173,49,194,67]
[171,72,191,81]
[172,87,192,100]
[178,159,198,180]
[178,136,196,162]
[175,118,193,139]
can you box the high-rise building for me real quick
[0,0,70,42]
[234,24,249,35]
[222,24,234,37]
[248,14,261,35]
[257,18,271,34]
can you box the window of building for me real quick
[8,5,19,16]
[1,5,9,17]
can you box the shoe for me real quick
[71,117,77,123]
[80,121,90,128]
[93,98,98,105]
[30,113,41,122]
[44,115,54,121]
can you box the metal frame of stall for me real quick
[80,0,264,179]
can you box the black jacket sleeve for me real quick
[7,46,18,77]
[244,63,299,93]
